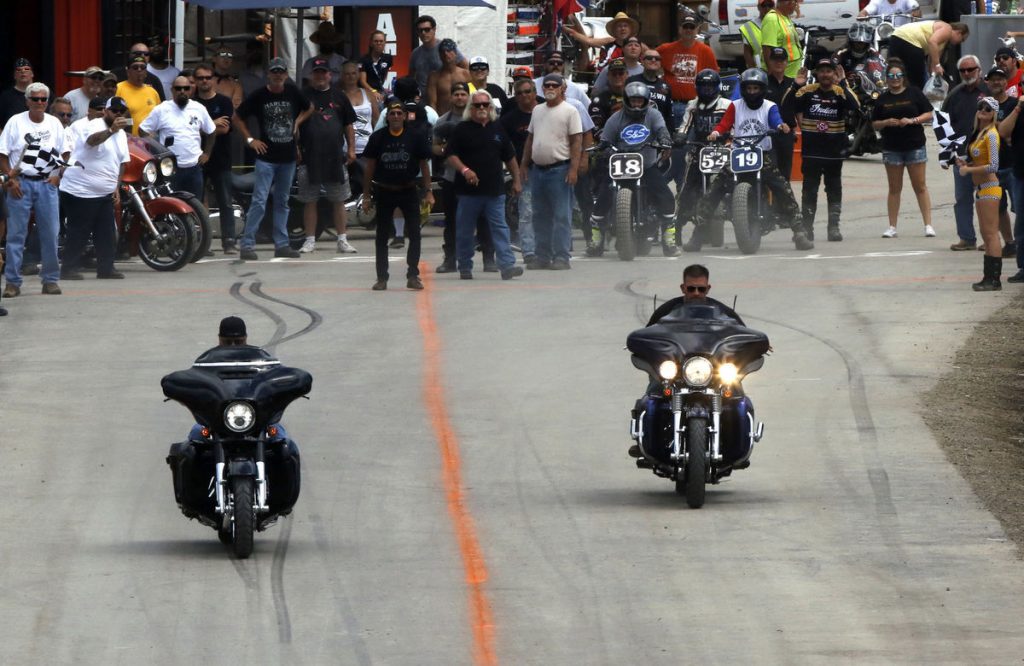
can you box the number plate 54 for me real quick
[730,146,763,173]
[609,153,644,180]
[698,146,730,174]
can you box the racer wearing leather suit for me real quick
[837,23,886,89]
[673,70,731,246]
[589,81,676,256]
[687,68,813,252]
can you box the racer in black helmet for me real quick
[695,69,721,105]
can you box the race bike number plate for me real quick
[609,153,644,180]
[730,145,763,173]
[698,146,730,174]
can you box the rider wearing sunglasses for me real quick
[994,47,1022,98]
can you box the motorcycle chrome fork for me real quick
[213,440,226,514]
[255,438,269,512]
[671,387,723,463]
[128,187,161,237]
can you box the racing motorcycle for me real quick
[847,71,883,157]
[592,125,672,261]
[162,345,311,558]
[627,300,767,508]
[117,137,211,270]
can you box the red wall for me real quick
[52,0,103,96]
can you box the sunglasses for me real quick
[997,55,1013,60]
[194,75,213,80]
[684,285,708,294]
[977,105,994,112]
[542,82,561,89]
[515,89,536,95]
[129,65,147,71]
[472,102,490,108]
[469,65,488,71]
[886,72,904,79]
[55,112,72,117]
[643,55,662,61]
[130,50,149,56]
[417,26,434,33]
[173,86,192,91]
[28,97,48,103]
[958,66,979,73]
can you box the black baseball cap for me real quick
[814,57,836,70]
[89,96,108,110]
[451,81,469,94]
[311,57,330,72]
[219,316,247,338]
[105,96,128,112]
[994,47,1016,60]
[767,47,788,61]
[608,58,628,72]
[985,67,1008,80]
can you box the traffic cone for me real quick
[791,127,803,182]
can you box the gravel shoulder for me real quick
[924,290,1024,557]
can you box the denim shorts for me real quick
[882,146,928,166]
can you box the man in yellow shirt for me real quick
[760,0,802,78]
[116,55,160,135]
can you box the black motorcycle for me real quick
[846,71,883,157]
[627,301,767,508]
[162,345,311,558]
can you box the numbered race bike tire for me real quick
[731,181,762,255]
[615,188,635,262]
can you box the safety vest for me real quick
[739,19,763,69]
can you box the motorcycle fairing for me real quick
[627,303,769,369]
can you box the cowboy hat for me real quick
[606,12,639,35]
[309,21,343,46]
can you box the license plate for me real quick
[609,153,644,180]
[698,146,730,174]
[730,146,763,173]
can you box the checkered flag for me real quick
[932,110,964,167]
[18,131,64,177]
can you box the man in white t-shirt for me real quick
[858,0,921,26]
[59,96,132,281]
[521,74,583,270]
[147,39,181,100]
[0,82,67,296]
[63,95,107,152]
[140,75,216,200]
[64,66,106,122]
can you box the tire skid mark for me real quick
[271,516,293,644]
[250,282,324,346]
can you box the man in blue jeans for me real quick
[999,94,1024,282]
[521,74,582,270]
[445,90,524,281]
[941,55,988,251]
[232,57,312,260]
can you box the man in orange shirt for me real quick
[656,7,719,128]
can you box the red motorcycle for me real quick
[115,136,210,271]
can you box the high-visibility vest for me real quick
[739,19,763,69]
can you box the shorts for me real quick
[975,182,1002,202]
[295,164,351,204]
[882,147,928,166]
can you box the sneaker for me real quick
[3,284,21,298]
[240,248,259,261]
[924,225,936,238]
[274,246,301,259]
[299,237,316,253]
[97,270,126,279]
[371,280,387,291]
[882,226,898,239]
[407,276,424,290]
[550,258,571,270]
[1007,270,1024,283]
[501,266,524,280]
[41,282,62,295]
[337,238,358,254]
[827,226,843,242]
[60,269,85,281]
[389,237,405,249]
[949,239,975,251]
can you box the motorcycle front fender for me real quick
[145,195,194,216]
[226,459,257,478]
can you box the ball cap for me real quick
[814,57,836,69]
[268,57,288,72]
[995,46,1016,60]
[511,66,533,79]
[218,316,247,338]
[767,46,788,61]
[84,65,108,78]
[105,96,128,112]
[451,81,470,94]
[89,96,108,110]
[608,57,628,71]
[679,8,699,25]
[311,57,330,72]
[978,96,999,112]
[439,38,458,53]
[469,55,489,68]
[985,66,1008,80]
[13,58,32,69]
[386,99,406,112]
[543,73,564,86]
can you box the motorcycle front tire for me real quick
[615,188,635,261]
[683,416,707,509]
[231,476,256,559]
[138,213,195,272]
[168,191,212,262]
[731,181,762,255]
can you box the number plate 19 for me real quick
[609,153,644,180]
[730,146,763,173]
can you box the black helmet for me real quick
[847,23,873,57]
[623,81,651,120]
[695,68,721,105]
[739,68,768,109]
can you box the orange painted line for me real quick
[414,263,496,666]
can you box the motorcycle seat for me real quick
[231,170,256,195]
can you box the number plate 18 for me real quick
[609,153,644,180]
[730,146,763,173]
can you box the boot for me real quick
[682,229,704,253]
[803,220,815,241]
[793,230,814,251]
[435,256,456,273]
[972,255,1002,292]
[662,223,680,257]
[827,224,843,242]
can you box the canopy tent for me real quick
[188,0,492,7]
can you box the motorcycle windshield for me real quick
[627,304,769,368]
[161,347,312,433]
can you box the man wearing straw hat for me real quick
[300,21,347,87]
[565,12,641,72]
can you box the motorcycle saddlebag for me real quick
[719,396,755,467]
[265,439,301,516]
[166,442,216,514]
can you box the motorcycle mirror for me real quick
[795,27,806,41]
[697,4,710,17]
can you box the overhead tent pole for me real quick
[174,0,186,70]
[296,7,305,82]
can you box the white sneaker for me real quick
[299,237,316,253]
[924,225,936,237]
[882,226,898,239]
[337,238,358,254]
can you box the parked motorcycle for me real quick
[627,300,767,507]
[117,137,208,270]
[847,71,883,157]
[162,345,311,558]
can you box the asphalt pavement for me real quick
[2,150,1023,664]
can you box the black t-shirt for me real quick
[941,83,990,137]
[589,90,624,132]
[0,87,27,129]
[194,92,234,172]
[1009,102,1024,177]
[446,119,515,197]
[873,86,932,152]
[627,74,675,133]
[363,126,431,185]
[996,97,1016,173]
[647,296,745,326]
[499,106,532,162]
[236,84,311,163]
[300,86,357,184]
[473,82,509,114]
[359,53,393,91]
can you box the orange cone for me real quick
[790,127,802,182]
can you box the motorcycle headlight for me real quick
[658,360,678,381]
[682,357,713,387]
[877,22,894,39]
[871,91,879,99]
[718,362,739,385]
[159,156,176,178]
[142,161,158,184]
[224,401,255,433]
